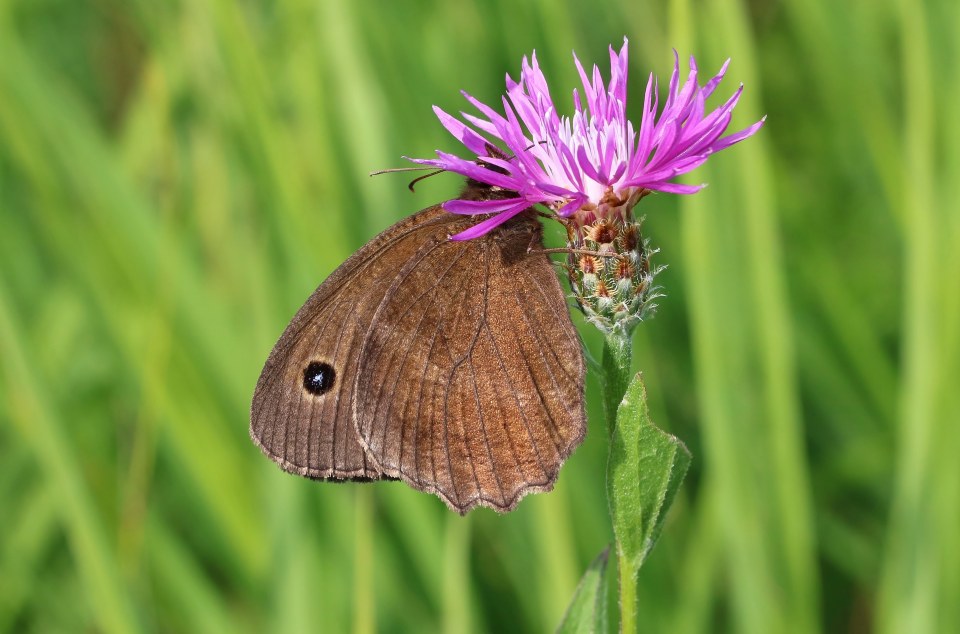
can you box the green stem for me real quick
[602,333,633,434]
[619,558,638,634]
[602,332,636,634]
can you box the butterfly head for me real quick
[459,178,519,202]
[460,143,519,202]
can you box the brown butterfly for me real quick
[250,178,586,513]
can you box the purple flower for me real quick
[408,38,765,240]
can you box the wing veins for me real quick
[508,284,575,445]
[468,355,508,506]
[405,269,474,486]
[367,244,471,458]
[483,319,552,478]
[518,267,583,402]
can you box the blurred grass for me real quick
[0,0,957,632]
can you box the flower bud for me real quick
[566,199,661,336]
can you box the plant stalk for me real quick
[602,332,636,634]
[601,333,633,436]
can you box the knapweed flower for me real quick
[410,38,764,334]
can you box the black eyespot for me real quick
[303,362,336,395]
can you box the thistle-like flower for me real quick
[410,38,764,334]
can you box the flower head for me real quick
[408,38,764,240]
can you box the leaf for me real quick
[607,373,691,574]
[557,546,610,634]
[556,547,610,634]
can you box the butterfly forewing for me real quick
[353,211,586,513]
[250,205,458,479]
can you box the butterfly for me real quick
[250,178,586,513]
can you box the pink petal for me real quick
[443,197,526,215]
[448,202,532,240]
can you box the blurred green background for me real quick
[1,0,957,632]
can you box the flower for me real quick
[408,38,765,240]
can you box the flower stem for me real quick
[602,333,633,435]
[619,560,638,634]
[602,332,636,634]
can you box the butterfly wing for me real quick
[354,211,587,513]
[250,204,460,479]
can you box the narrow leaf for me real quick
[556,547,610,634]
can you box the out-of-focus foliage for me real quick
[1,0,957,632]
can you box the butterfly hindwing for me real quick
[353,211,586,513]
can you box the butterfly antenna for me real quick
[369,166,446,192]
[405,169,446,192]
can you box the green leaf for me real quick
[607,373,691,574]
[556,547,610,634]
